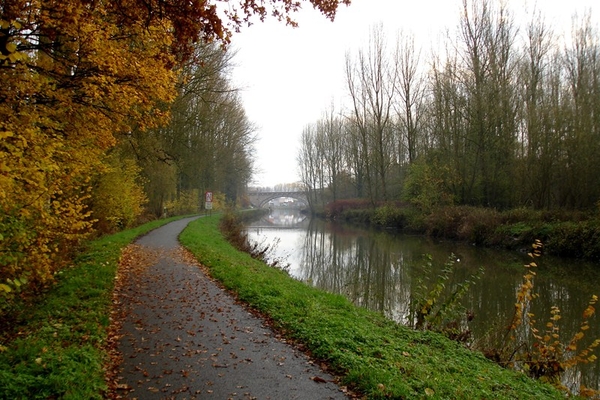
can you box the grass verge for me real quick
[180,215,562,399]
[0,216,188,399]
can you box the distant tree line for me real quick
[119,43,256,219]
[298,0,600,212]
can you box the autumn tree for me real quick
[1,0,177,290]
[1,0,351,302]
[91,151,148,233]
[143,42,256,213]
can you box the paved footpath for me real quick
[114,216,349,399]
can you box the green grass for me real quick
[0,216,187,399]
[0,213,568,399]
[180,215,563,399]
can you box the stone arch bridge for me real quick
[247,191,308,209]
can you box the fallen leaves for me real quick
[103,241,358,399]
[104,244,162,398]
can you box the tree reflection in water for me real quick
[245,216,600,392]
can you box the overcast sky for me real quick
[228,0,598,188]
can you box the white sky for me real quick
[228,0,598,188]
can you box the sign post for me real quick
[205,191,213,215]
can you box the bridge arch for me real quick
[247,191,308,209]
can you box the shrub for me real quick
[164,189,201,216]
[403,156,456,213]
[324,198,372,219]
[340,208,374,225]
[410,254,482,343]
[546,221,600,260]
[90,153,147,233]
[479,241,600,396]
[372,205,407,228]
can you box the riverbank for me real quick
[0,213,568,398]
[180,214,562,399]
[321,200,600,261]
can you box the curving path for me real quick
[113,216,348,399]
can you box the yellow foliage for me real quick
[91,153,148,233]
[165,189,201,216]
[0,0,177,296]
[0,0,349,311]
[505,241,600,392]
[211,192,227,211]
[582,305,595,319]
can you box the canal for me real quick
[245,207,600,393]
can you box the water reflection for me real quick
[245,217,600,392]
[299,223,414,323]
[255,207,309,228]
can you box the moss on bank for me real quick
[180,215,562,399]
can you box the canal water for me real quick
[245,208,600,392]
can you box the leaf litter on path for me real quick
[105,234,353,399]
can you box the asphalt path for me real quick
[114,216,348,399]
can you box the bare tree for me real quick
[345,24,398,202]
[319,106,346,202]
[393,32,426,165]
[517,11,558,208]
[455,0,518,207]
[297,124,323,209]
[561,13,600,208]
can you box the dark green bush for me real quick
[546,221,600,260]
[372,205,407,228]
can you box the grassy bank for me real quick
[0,216,186,399]
[180,215,562,399]
[323,200,600,261]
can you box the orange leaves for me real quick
[0,0,350,310]
[583,305,596,320]
[582,296,597,320]
[0,0,178,302]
